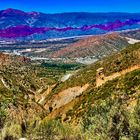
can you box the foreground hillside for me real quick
[0,43,140,139]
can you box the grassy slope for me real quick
[1,43,140,139]
[64,69,140,120]
[50,43,140,96]
[0,61,68,122]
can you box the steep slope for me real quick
[1,43,140,139]
[0,53,66,122]
[44,43,140,115]
[61,69,140,139]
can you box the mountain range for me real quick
[1,8,140,40]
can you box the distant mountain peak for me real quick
[28,11,40,16]
[1,8,26,16]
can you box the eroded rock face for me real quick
[19,138,27,140]
[96,65,140,87]
[96,67,105,87]
[0,53,31,67]
[45,84,89,111]
[0,53,11,66]
[15,56,31,63]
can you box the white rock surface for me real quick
[126,37,140,44]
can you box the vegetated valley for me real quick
[0,41,140,140]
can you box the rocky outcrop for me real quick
[96,65,140,87]
[45,84,89,112]
[0,53,11,66]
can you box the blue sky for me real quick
[0,0,140,13]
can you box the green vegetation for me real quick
[0,43,140,139]
[65,68,140,118]
[41,62,85,71]
[48,43,140,100]
[81,98,140,140]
